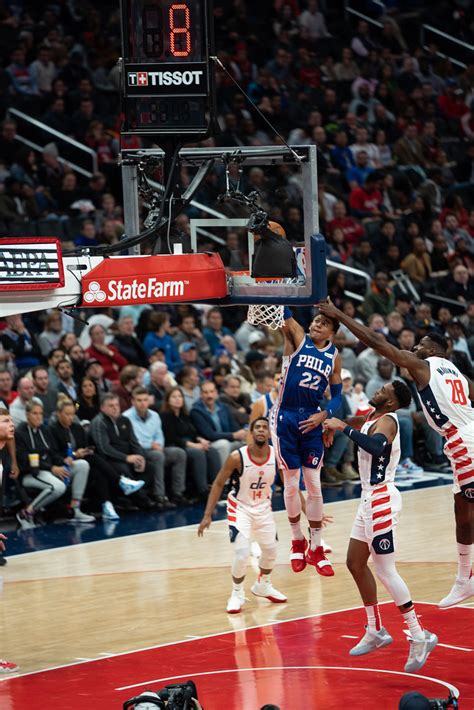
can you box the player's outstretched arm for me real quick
[280,306,306,354]
[318,300,429,387]
[197,450,241,536]
[325,414,397,456]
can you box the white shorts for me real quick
[443,422,474,496]
[351,483,402,552]
[227,494,277,546]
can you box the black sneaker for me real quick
[154,495,177,510]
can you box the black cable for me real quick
[210,55,302,164]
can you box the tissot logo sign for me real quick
[124,62,207,96]
[0,238,64,291]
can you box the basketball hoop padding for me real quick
[80,253,227,307]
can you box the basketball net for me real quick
[247,304,285,330]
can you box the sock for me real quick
[365,603,381,632]
[402,604,424,641]
[457,542,473,581]
[71,500,80,510]
[232,581,243,593]
[309,527,322,551]
[259,573,271,584]
[289,519,304,541]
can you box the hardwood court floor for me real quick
[2,485,470,680]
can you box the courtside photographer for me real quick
[124,681,203,710]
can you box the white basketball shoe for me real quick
[349,626,393,656]
[226,590,246,614]
[439,575,474,608]
[251,578,287,603]
[404,630,438,673]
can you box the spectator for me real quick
[49,397,144,521]
[393,124,426,168]
[89,393,155,510]
[173,314,211,366]
[112,316,148,367]
[31,365,57,420]
[29,46,56,95]
[147,361,173,412]
[6,47,39,97]
[85,324,128,383]
[190,381,247,466]
[250,371,274,404]
[123,387,188,507]
[0,119,21,166]
[56,359,78,401]
[349,173,384,220]
[1,314,41,372]
[84,358,113,394]
[143,312,181,373]
[349,127,381,168]
[297,0,330,40]
[203,308,233,355]
[69,343,87,383]
[446,318,473,367]
[346,150,374,189]
[15,400,68,529]
[365,357,395,399]
[76,376,101,422]
[443,214,474,252]
[74,219,100,248]
[161,387,221,502]
[385,311,405,348]
[346,239,376,285]
[114,365,141,412]
[443,264,474,303]
[327,200,365,248]
[218,375,251,427]
[176,365,201,412]
[334,47,360,82]
[9,377,41,426]
[400,237,432,284]
[0,370,16,406]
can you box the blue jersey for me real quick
[277,335,337,411]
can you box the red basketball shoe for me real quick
[306,545,335,577]
[290,537,308,573]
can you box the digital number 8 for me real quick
[169,3,191,57]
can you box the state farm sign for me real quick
[80,253,227,307]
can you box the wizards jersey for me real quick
[277,335,337,411]
[418,357,473,435]
[358,412,400,491]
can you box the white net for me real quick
[247,304,285,330]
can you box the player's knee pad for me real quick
[302,466,322,498]
[372,552,411,606]
[231,539,250,578]
[259,543,278,570]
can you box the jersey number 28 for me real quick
[446,378,468,405]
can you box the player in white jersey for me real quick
[198,418,287,613]
[324,381,438,673]
[319,300,474,608]
[0,411,19,673]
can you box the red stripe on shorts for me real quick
[455,458,473,470]
[458,469,474,483]
[453,447,469,459]
[371,495,391,508]
[372,507,392,520]
[446,438,463,450]
[228,515,236,522]
[373,518,392,532]
[445,425,458,438]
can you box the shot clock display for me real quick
[120,0,215,135]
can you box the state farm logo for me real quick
[83,277,186,304]
[127,70,203,87]
[83,281,106,303]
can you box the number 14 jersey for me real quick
[418,356,473,435]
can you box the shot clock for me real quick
[120,0,216,136]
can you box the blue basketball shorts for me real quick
[269,405,324,470]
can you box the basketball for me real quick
[267,221,286,238]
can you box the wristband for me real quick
[283,306,293,320]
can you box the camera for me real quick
[124,681,202,710]
[428,694,458,709]
[247,210,269,234]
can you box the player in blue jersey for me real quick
[269,307,342,576]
